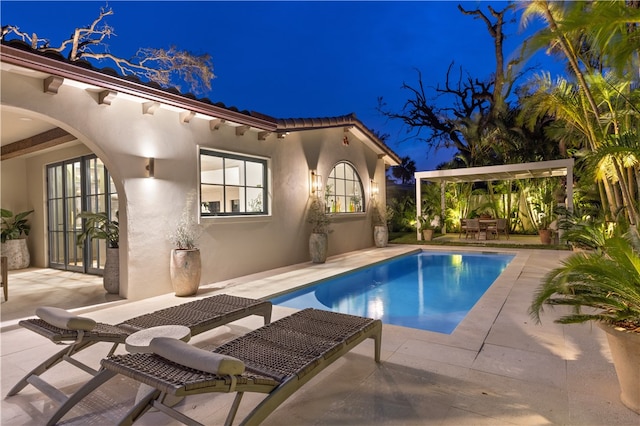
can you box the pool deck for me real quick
[2,244,639,425]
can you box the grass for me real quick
[388,232,571,250]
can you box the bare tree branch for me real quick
[2,5,214,94]
[378,3,534,167]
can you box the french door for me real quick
[47,155,118,274]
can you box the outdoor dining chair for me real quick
[464,218,480,239]
[487,218,509,240]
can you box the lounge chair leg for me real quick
[260,305,272,325]
[7,341,96,397]
[117,388,162,426]
[224,392,245,426]
[147,397,203,426]
[374,330,382,363]
[46,369,117,426]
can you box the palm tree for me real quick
[520,1,640,225]
[530,232,640,327]
[391,156,416,184]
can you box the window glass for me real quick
[225,158,244,186]
[325,162,364,213]
[201,155,224,185]
[200,150,268,216]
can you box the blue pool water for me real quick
[270,251,514,334]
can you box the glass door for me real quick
[47,155,117,274]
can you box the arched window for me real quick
[325,162,364,213]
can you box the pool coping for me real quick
[201,244,527,353]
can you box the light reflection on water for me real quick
[270,251,513,334]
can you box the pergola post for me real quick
[413,159,575,240]
[566,166,574,213]
[415,177,422,240]
[440,181,446,234]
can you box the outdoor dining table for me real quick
[478,219,498,240]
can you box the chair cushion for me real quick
[35,306,97,331]
[150,337,245,375]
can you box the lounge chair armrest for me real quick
[150,337,245,375]
[35,306,96,331]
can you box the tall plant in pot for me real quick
[1,208,34,270]
[530,179,557,244]
[307,197,331,263]
[168,193,202,296]
[370,198,389,248]
[417,215,437,241]
[418,200,439,242]
[530,226,640,413]
[76,211,120,294]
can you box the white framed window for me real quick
[325,162,364,213]
[200,149,268,216]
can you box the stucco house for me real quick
[0,40,400,300]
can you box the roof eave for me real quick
[0,44,277,131]
[277,114,401,166]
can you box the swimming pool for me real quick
[270,251,514,334]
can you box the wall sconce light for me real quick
[145,157,155,178]
[370,180,379,198]
[310,170,322,195]
[342,136,349,146]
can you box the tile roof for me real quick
[1,39,400,163]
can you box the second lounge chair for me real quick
[46,308,382,426]
[7,294,272,406]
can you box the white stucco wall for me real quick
[1,68,388,300]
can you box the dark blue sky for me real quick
[2,1,562,170]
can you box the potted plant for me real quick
[76,211,119,294]
[536,212,555,244]
[370,199,389,248]
[1,208,34,270]
[531,181,557,244]
[529,228,640,413]
[307,197,332,263]
[417,215,436,241]
[418,200,439,242]
[168,192,202,296]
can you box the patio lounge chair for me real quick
[6,294,272,405]
[46,308,382,426]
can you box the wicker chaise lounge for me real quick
[47,308,382,426]
[7,294,272,405]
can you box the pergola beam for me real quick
[414,159,575,239]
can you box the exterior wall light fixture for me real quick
[310,170,322,195]
[370,180,379,198]
[146,157,155,178]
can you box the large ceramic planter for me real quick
[539,229,552,245]
[374,225,388,248]
[597,322,640,414]
[1,239,30,270]
[422,229,434,241]
[170,249,201,296]
[103,247,120,294]
[309,233,328,264]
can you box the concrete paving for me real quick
[2,244,638,425]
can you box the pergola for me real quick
[414,158,575,237]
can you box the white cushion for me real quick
[35,306,97,331]
[149,337,245,375]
